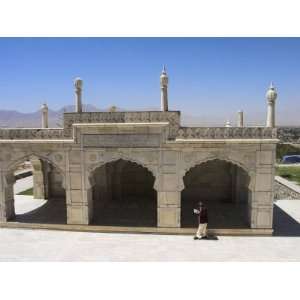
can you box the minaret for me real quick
[41,103,48,128]
[225,120,231,127]
[160,65,169,111]
[266,82,277,127]
[74,77,83,113]
[237,110,244,127]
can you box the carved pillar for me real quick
[0,169,15,222]
[66,150,89,225]
[157,190,181,227]
[250,148,275,229]
[31,158,46,199]
[156,173,181,228]
[0,168,5,222]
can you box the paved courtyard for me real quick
[0,222,300,261]
[0,177,299,261]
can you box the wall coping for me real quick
[275,175,300,194]
[72,122,170,127]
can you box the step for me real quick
[0,222,273,236]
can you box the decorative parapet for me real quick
[176,127,277,140]
[63,111,181,139]
[0,128,65,140]
[274,176,300,200]
[277,126,300,143]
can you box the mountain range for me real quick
[0,105,298,128]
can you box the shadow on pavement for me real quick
[12,199,67,224]
[273,204,300,236]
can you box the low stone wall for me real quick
[274,176,300,200]
[0,128,65,140]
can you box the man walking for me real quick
[193,201,208,240]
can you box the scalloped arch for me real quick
[180,156,254,191]
[88,156,159,191]
[4,152,66,189]
[6,152,65,176]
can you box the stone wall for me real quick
[63,111,181,139]
[274,176,300,200]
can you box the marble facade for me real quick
[0,73,279,234]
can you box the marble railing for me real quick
[0,128,66,140]
[274,176,300,200]
[176,127,277,139]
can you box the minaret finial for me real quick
[266,82,278,128]
[160,66,169,111]
[41,102,49,128]
[74,77,83,113]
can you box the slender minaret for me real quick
[266,82,277,127]
[225,120,231,127]
[41,103,48,128]
[237,110,244,127]
[74,77,83,113]
[160,65,169,111]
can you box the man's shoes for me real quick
[194,236,199,240]
[200,236,208,239]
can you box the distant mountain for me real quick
[0,105,298,128]
[0,104,105,128]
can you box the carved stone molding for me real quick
[177,127,277,140]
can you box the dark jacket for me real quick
[197,207,208,224]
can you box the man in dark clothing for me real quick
[193,201,208,240]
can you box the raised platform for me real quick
[0,222,273,236]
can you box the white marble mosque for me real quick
[0,67,280,234]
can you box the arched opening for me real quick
[181,159,251,229]
[6,156,66,224]
[91,159,157,226]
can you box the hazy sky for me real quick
[0,38,299,125]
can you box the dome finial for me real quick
[270,82,274,89]
[162,65,167,74]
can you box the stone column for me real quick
[160,66,169,111]
[31,158,46,199]
[157,189,181,227]
[74,77,83,113]
[66,150,89,225]
[250,146,276,229]
[0,168,6,222]
[41,103,49,128]
[0,169,15,222]
[237,110,244,127]
[266,83,277,128]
